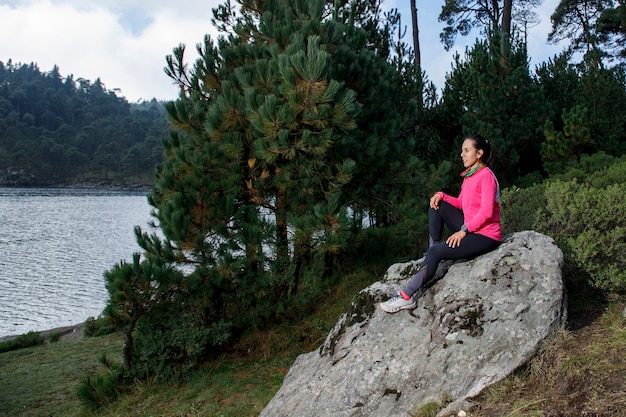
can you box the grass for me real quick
[1,276,625,417]
[0,332,123,417]
[0,320,306,417]
[469,293,626,417]
[0,271,375,417]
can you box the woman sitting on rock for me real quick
[379,133,502,313]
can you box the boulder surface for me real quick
[260,231,566,417]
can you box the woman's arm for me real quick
[437,191,462,209]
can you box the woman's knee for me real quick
[428,206,440,218]
[425,243,447,260]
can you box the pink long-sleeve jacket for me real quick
[439,166,502,242]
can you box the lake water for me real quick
[0,188,154,339]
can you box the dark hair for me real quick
[466,133,494,166]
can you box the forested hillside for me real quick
[0,60,168,188]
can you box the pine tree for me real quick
[116,0,427,374]
[442,36,547,183]
[133,0,364,360]
[542,105,593,175]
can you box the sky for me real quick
[0,0,567,103]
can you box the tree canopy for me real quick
[438,0,542,54]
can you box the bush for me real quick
[500,182,547,236]
[48,332,62,343]
[131,302,232,380]
[0,331,45,353]
[543,180,626,292]
[84,316,117,337]
[501,154,626,293]
[76,371,121,410]
[550,152,626,190]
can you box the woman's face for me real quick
[461,138,483,169]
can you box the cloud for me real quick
[0,0,568,102]
[0,0,221,101]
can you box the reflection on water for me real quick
[0,188,154,339]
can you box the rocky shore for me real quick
[0,323,85,344]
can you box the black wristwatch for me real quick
[460,224,468,233]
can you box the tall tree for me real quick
[441,36,548,183]
[596,0,626,58]
[411,0,421,69]
[438,0,541,58]
[548,0,614,65]
[136,0,411,361]
[501,0,513,58]
[539,58,626,160]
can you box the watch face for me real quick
[461,224,468,232]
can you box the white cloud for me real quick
[0,0,569,102]
[0,0,221,101]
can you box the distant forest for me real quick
[0,60,169,188]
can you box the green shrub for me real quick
[48,332,62,343]
[543,180,626,291]
[131,303,232,380]
[589,158,626,189]
[500,183,547,236]
[76,371,121,410]
[84,316,117,337]
[502,155,626,293]
[0,331,45,353]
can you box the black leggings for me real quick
[403,201,500,297]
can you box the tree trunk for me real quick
[410,0,420,69]
[244,204,261,277]
[123,310,140,371]
[410,0,423,109]
[500,0,513,62]
[275,189,289,272]
[292,241,311,297]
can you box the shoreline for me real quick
[0,322,86,344]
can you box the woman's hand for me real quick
[446,230,467,248]
[430,193,443,210]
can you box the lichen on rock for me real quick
[261,231,566,417]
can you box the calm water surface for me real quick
[0,188,154,339]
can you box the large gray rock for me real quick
[260,231,566,417]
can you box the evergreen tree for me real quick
[548,0,614,64]
[542,105,594,175]
[124,0,422,374]
[104,253,183,371]
[597,1,626,58]
[536,51,626,168]
[146,0,363,338]
[441,36,547,184]
[438,0,542,54]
